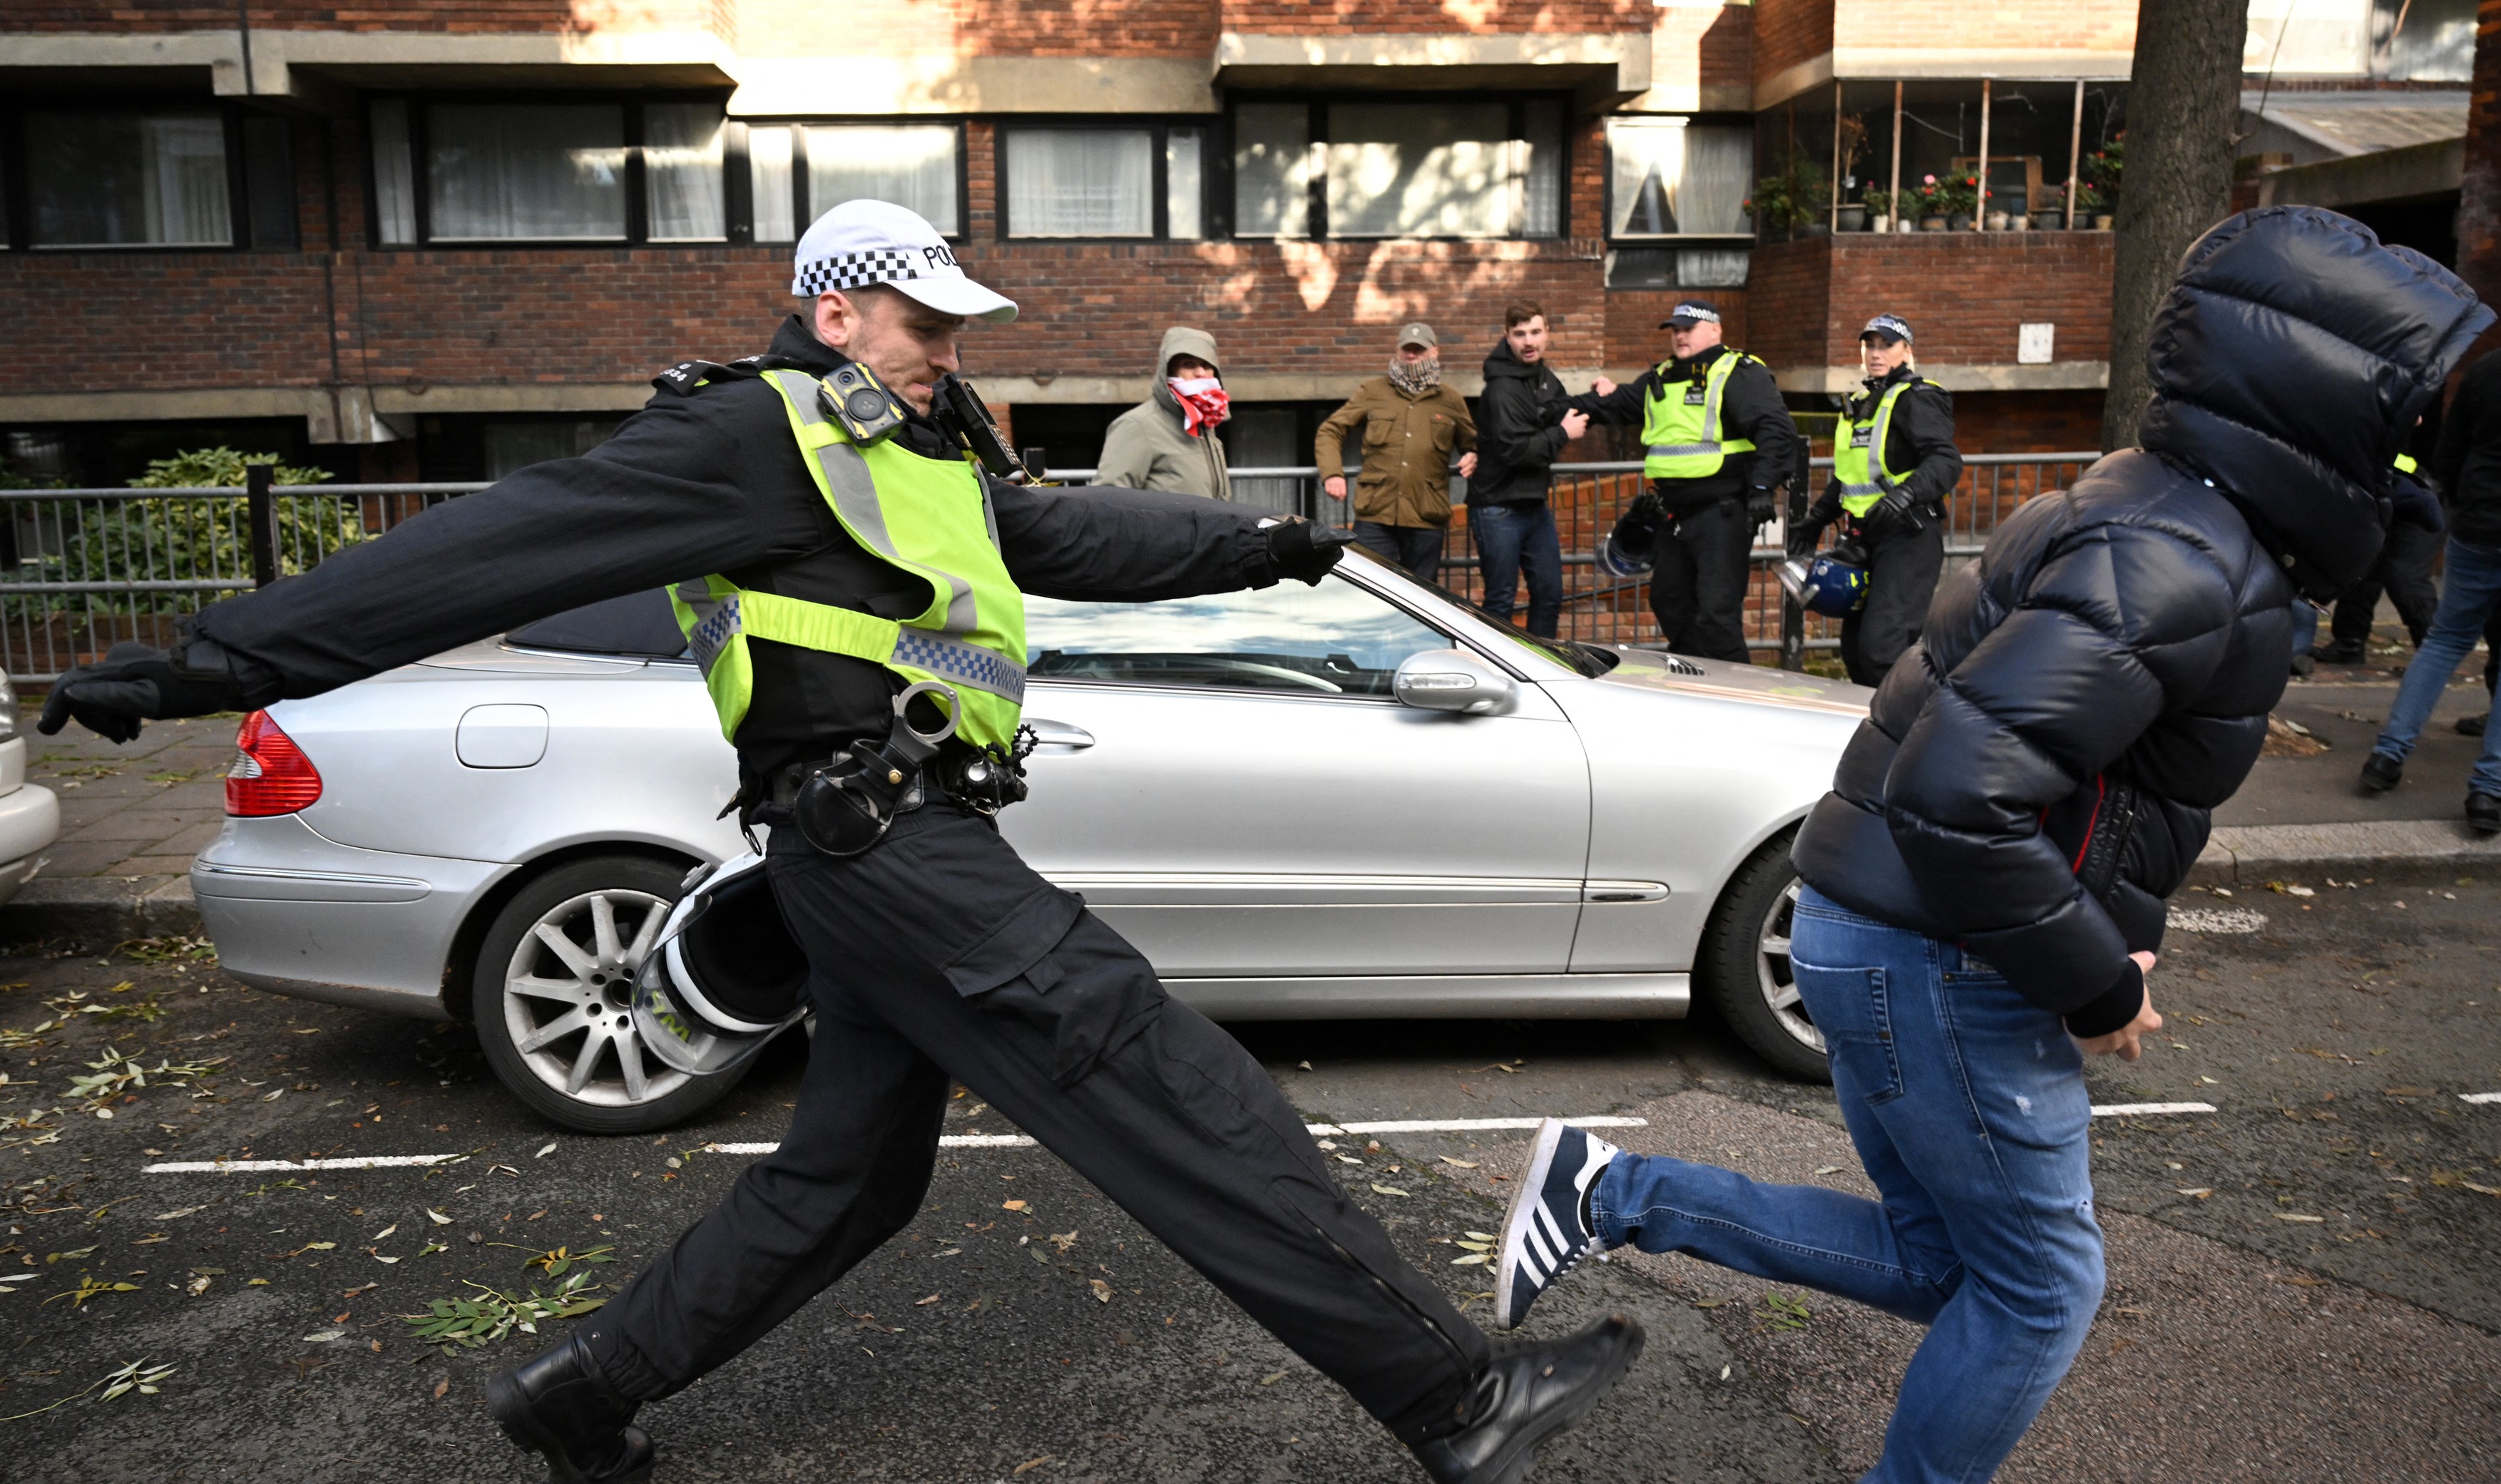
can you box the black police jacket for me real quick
[1812,365,1962,520]
[2430,348,2501,548]
[1565,344,1801,513]
[188,315,1294,789]
[1794,208,2491,1035]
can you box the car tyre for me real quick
[472,855,745,1134]
[1696,829,1831,1083]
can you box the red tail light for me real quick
[226,710,322,817]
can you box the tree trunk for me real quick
[2454,3,2501,313]
[2101,0,2251,453]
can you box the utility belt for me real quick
[746,681,1033,857]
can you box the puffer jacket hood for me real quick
[1150,326,1223,416]
[2140,207,2492,595]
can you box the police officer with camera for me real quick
[1569,300,1799,662]
[35,200,1643,1484]
[1788,314,1963,687]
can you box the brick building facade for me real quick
[0,0,2474,486]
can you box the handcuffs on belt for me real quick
[777,680,1035,857]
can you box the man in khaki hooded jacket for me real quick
[1315,322,1478,582]
[1097,325,1233,500]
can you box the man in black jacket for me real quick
[1787,314,1963,687]
[1567,300,1799,662]
[35,201,1642,1484]
[1469,300,1588,637]
[1490,208,2486,1480]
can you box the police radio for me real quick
[820,362,907,446]
[934,373,1044,483]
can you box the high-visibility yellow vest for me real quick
[1833,377,1942,517]
[670,369,1028,752]
[1641,350,1760,480]
[2395,451,2419,474]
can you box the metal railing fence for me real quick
[3,454,2096,684]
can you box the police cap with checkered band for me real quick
[792,198,1018,323]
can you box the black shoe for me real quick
[2289,652,2316,677]
[2470,792,2501,836]
[1411,1314,1646,1484]
[2462,714,2489,737]
[2315,641,2366,665]
[2360,753,2404,794]
[486,1334,654,1484]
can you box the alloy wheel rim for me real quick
[502,889,691,1108]
[1756,878,1824,1054]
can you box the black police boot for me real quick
[1410,1313,1645,1484]
[486,1334,655,1484]
[2314,640,2366,665]
[2468,792,2501,836]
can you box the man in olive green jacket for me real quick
[1096,325,1233,501]
[1315,322,1478,582]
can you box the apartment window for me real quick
[23,110,234,247]
[1232,98,1565,241]
[1605,118,1752,290]
[1000,124,1205,240]
[369,98,727,246]
[737,123,962,244]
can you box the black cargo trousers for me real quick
[581,802,1490,1445]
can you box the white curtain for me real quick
[428,104,627,241]
[1520,99,1565,237]
[747,125,795,243]
[369,101,417,245]
[25,111,231,246]
[807,125,959,234]
[1326,103,1511,238]
[1006,130,1152,237]
[645,103,725,242]
[1676,250,1751,288]
[1609,120,1751,237]
[1167,128,1204,240]
[1232,103,1309,238]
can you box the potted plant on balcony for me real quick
[2075,180,2111,230]
[2031,185,2066,231]
[1751,159,1832,240]
[2082,134,2122,229]
[1858,188,1897,233]
[1913,175,1950,231]
[1834,113,1871,232]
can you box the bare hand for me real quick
[2075,953,2162,1060]
[1590,377,1618,397]
[1323,476,1348,500]
[1560,409,1590,440]
[1457,451,1478,479]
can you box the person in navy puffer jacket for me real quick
[1492,208,2488,1484]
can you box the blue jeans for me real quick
[2291,598,2318,657]
[1589,889,2102,1483]
[2370,536,2501,797]
[1470,501,1562,638]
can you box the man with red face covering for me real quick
[1097,325,1234,500]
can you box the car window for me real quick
[1025,574,1452,697]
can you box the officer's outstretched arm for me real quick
[993,479,1319,601]
[43,399,789,743]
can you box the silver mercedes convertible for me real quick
[193,552,1866,1131]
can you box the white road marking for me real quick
[141,1117,1652,1173]
[2090,1102,2217,1117]
[2461,1092,2501,1105]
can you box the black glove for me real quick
[1862,486,1927,536]
[2386,474,2445,534]
[39,640,250,744]
[1622,491,1663,532]
[1265,520,1355,585]
[1745,487,1777,528]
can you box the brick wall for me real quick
[1749,0,1831,86]
[1748,230,2115,369]
[1645,3,1751,104]
[1216,0,1648,35]
[1830,0,2134,56]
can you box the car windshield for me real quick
[1339,548,1620,677]
[1026,573,1453,696]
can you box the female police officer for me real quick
[1788,314,1963,687]
[35,200,1641,1484]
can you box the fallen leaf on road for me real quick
[1259,1370,1287,1385]
[535,1142,557,1159]
[1370,1184,1409,1198]
[1692,1296,1729,1309]
[1449,1254,1488,1266]
[1335,1155,1361,1165]
[302,1331,344,1342]
[1002,1199,1028,1212]
[2462,1182,2501,1198]
[1812,1165,1845,1176]
[915,1294,942,1306]
[1013,1458,1054,1477]
[2278,1275,2326,1286]
[1048,1230,1078,1253]
[370,1224,397,1242]
[1438,1157,1479,1168]
[2177,1188,2214,1199]
[2274,1213,2326,1223]
[427,1209,452,1225]
[433,1377,449,1399]
[1089,1279,1114,1304]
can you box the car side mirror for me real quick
[1392,648,1518,715]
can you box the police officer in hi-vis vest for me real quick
[34,200,1642,1484]
[1567,299,1801,662]
[1789,314,1964,687]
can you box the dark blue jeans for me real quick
[1589,887,2102,1483]
[1469,501,1562,638]
[1354,521,1445,585]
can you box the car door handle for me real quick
[1023,719,1095,749]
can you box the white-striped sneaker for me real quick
[1494,1118,1620,1331]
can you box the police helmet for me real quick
[1791,551,1870,617]
[630,852,812,1077]
[1597,502,1659,579]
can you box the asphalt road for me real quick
[2,866,2495,1483]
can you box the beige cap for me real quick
[1396,321,1438,349]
